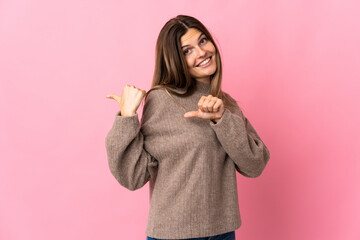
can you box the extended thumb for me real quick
[184,111,197,118]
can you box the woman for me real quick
[105,15,270,240]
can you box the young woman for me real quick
[105,15,270,240]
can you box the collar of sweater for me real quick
[167,80,211,95]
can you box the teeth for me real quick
[198,57,210,66]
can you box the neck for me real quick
[194,79,211,94]
[195,78,211,84]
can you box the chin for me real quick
[207,67,217,76]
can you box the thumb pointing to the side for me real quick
[184,111,198,118]
[106,94,122,104]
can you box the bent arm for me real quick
[105,112,158,191]
[210,94,270,178]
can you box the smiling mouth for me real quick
[196,56,212,67]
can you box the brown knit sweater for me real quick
[105,80,270,239]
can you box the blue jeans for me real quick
[147,231,235,240]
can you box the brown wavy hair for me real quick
[144,15,239,109]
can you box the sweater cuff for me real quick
[115,110,138,119]
[209,108,231,127]
[112,111,140,130]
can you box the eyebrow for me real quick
[181,33,205,48]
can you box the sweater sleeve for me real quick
[209,92,270,178]
[105,90,162,191]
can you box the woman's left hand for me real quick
[184,95,225,122]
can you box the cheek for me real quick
[208,42,216,52]
[186,57,195,68]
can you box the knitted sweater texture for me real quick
[105,80,270,239]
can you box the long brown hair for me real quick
[144,15,239,110]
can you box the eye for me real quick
[183,37,208,55]
[200,37,208,44]
[183,49,190,55]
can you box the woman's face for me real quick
[180,28,217,83]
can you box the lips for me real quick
[196,56,212,67]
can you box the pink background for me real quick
[1,0,359,239]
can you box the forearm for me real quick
[105,113,157,190]
[210,108,270,177]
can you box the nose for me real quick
[196,46,207,58]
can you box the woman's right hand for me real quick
[106,84,147,116]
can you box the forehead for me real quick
[180,28,203,45]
